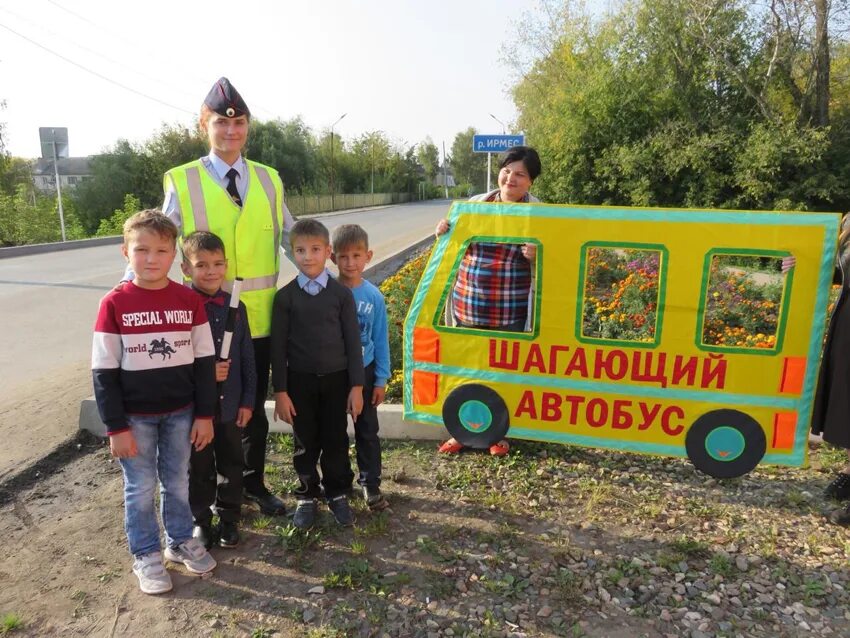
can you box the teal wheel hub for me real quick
[458,400,493,433]
[705,426,746,462]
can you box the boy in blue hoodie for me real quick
[331,224,391,510]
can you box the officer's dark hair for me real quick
[332,224,370,253]
[291,219,330,246]
[123,209,178,244]
[182,231,226,261]
[499,146,542,181]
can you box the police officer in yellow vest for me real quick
[163,78,293,518]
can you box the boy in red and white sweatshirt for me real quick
[92,209,217,595]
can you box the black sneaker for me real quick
[327,495,355,527]
[218,521,239,548]
[363,485,389,511]
[193,523,214,550]
[292,499,317,529]
[243,488,287,516]
[828,501,850,526]
[824,473,850,500]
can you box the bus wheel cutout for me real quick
[442,384,510,450]
[685,409,766,478]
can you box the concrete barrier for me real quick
[0,235,122,259]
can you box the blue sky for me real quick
[0,0,572,158]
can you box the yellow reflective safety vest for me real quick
[166,159,284,338]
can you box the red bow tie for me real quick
[204,295,226,306]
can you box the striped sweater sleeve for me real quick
[91,294,128,435]
[191,296,217,420]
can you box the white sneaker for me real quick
[132,552,173,595]
[164,537,217,574]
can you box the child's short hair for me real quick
[291,219,330,246]
[123,209,178,243]
[331,224,370,252]
[182,231,226,261]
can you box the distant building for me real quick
[32,157,92,193]
[434,166,456,188]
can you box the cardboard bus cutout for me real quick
[403,202,840,478]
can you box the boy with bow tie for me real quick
[183,231,256,549]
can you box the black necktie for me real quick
[225,168,242,207]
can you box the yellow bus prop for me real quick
[403,202,839,477]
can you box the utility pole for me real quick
[51,129,66,241]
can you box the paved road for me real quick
[0,199,448,478]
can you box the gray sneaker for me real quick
[327,495,355,526]
[164,537,217,574]
[132,552,173,595]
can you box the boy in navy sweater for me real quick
[92,210,217,595]
[331,224,391,510]
[182,231,256,549]
[271,219,364,528]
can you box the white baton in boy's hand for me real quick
[218,277,243,402]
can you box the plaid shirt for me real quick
[452,242,531,328]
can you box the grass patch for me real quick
[323,558,375,591]
[356,511,389,538]
[0,613,23,635]
[251,515,273,530]
[275,524,323,554]
[669,536,711,558]
[709,553,735,578]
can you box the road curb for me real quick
[0,235,123,259]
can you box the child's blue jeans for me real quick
[118,405,194,557]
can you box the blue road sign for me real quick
[472,134,525,153]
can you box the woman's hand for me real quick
[781,255,796,273]
[435,219,450,236]
[522,243,537,261]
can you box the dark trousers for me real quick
[354,362,382,488]
[189,419,243,525]
[288,369,354,500]
[243,336,270,494]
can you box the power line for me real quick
[0,21,194,115]
[42,0,280,120]
[0,4,200,104]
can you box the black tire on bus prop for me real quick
[442,384,510,450]
[684,409,767,478]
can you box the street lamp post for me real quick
[489,113,507,134]
[329,113,346,211]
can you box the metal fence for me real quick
[285,192,412,216]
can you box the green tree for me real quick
[95,194,142,237]
[417,137,440,181]
[245,117,317,193]
[450,128,487,193]
[508,0,850,211]
[71,140,148,233]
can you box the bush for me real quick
[380,252,430,402]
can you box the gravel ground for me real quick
[2,433,849,637]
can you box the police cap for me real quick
[204,77,250,118]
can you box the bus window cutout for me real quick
[698,251,792,354]
[435,237,542,336]
[578,243,666,348]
